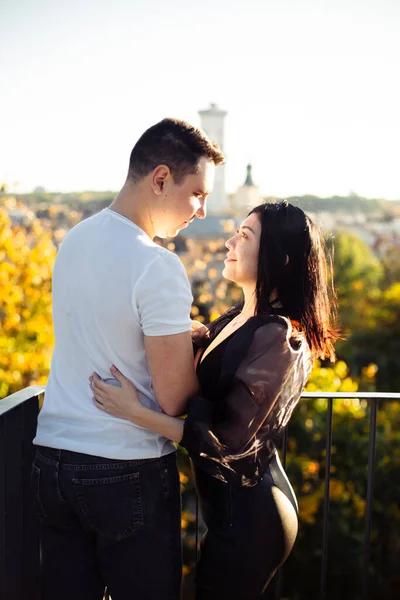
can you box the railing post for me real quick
[275,427,289,600]
[22,394,42,600]
[0,409,6,600]
[363,397,378,600]
[320,397,333,600]
[195,494,199,564]
[5,403,25,600]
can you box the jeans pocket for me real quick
[72,471,144,542]
[31,464,47,523]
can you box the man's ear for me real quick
[151,165,171,195]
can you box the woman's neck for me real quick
[240,286,257,318]
[238,286,282,319]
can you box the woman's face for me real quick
[222,213,261,287]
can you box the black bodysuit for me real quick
[180,313,312,599]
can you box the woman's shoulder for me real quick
[221,315,288,371]
[221,312,311,381]
[255,314,289,334]
[252,314,310,356]
[250,314,291,340]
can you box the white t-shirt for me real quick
[33,208,193,459]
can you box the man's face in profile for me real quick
[156,157,215,238]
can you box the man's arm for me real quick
[144,330,199,416]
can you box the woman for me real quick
[90,201,338,599]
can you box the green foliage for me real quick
[382,245,400,288]
[326,230,400,392]
[341,283,400,391]
[328,231,383,333]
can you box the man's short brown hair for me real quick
[127,118,225,184]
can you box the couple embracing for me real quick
[32,118,337,600]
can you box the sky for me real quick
[1,0,399,199]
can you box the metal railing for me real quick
[1,388,399,600]
[280,392,400,600]
[0,386,45,600]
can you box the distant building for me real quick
[199,103,229,214]
[183,214,239,239]
[233,164,263,213]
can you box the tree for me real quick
[381,243,400,288]
[342,283,400,391]
[0,207,56,398]
[328,231,383,333]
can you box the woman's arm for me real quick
[90,321,209,443]
[90,367,184,443]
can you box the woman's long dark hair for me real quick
[249,201,338,362]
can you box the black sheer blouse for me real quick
[180,313,312,487]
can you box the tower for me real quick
[199,103,229,213]
[234,164,263,212]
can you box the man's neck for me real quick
[109,182,155,238]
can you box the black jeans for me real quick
[32,446,182,600]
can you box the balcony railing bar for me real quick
[363,397,378,600]
[302,392,400,399]
[195,494,200,564]
[275,426,289,598]
[0,386,45,417]
[320,397,334,600]
[0,403,6,600]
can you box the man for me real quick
[32,118,225,600]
